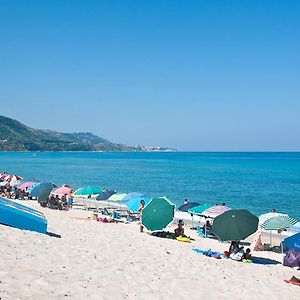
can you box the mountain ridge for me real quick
[0,116,176,152]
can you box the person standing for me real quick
[138,199,145,233]
[67,190,74,208]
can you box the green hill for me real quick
[0,116,146,152]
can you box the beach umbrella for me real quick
[74,186,102,196]
[187,204,211,215]
[107,193,128,202]
[142,197,175,231]
[37,185,53,203]
[18,182,35,191]
[178,202,201,212]
[127,197,151,212]
[53,186,72,196]
[96,190,116,200]
[27,182,40,194]
[283,233,300,253]
[212,209,259,241]
[122,192,144,202]
[10,180,21,187]
[260,215,298,231]
[30,183,53,198]
[202,205,231,218]
[0,174,6,180]
[4,175,23,181]
[259,212,287,225]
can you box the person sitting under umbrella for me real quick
[202,219,212,236]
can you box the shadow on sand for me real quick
[252,256,281,265]
[47,231,61,238]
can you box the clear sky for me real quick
[0,1,299,151]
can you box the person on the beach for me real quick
[138,199,145,233]
[54,195,63,210]
[229,241,240,254]
[242,248,252,260]
[67,190,74,208]
[174,220,186,237]
[202,219,212,236]
[184,198,188,204]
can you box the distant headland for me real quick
[0,116,176,152]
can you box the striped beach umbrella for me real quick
[202,205,231,218]
[261,215,298,231]
[259,212,287,225]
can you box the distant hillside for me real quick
[0,116,176,152]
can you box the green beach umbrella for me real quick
[260,215,297,231]
[142,197,175,231]
[74,186,102,196]
[188,204,211,215]
[212,209,258,241]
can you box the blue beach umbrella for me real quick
[123,192,144,202]
[96,190,116,201]
[283,233,300,253]
[27,182,40,194]
[30,183,53,197]
[178,202,201,212]
[127,197,151,212]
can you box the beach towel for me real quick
[151,231,175,239]
[284,276,300,286]
[192,248,222,259]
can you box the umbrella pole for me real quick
[191,214,194,229]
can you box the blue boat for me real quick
[0,197,47,234]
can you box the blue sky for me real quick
[0,1,299,151]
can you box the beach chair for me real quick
[196,225,214,238]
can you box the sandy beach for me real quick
[0,201,299,300]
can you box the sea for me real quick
[1,152,300,219]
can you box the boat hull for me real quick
[0,197,47,234]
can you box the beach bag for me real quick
[230,251,244,261]
[283,250,300,268]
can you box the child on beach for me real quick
[243,248,252,260]
[138,199,145,233]
[174,220,187,237]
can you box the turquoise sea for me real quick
[1,152,300,219]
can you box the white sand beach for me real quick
[0,201,299,300]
